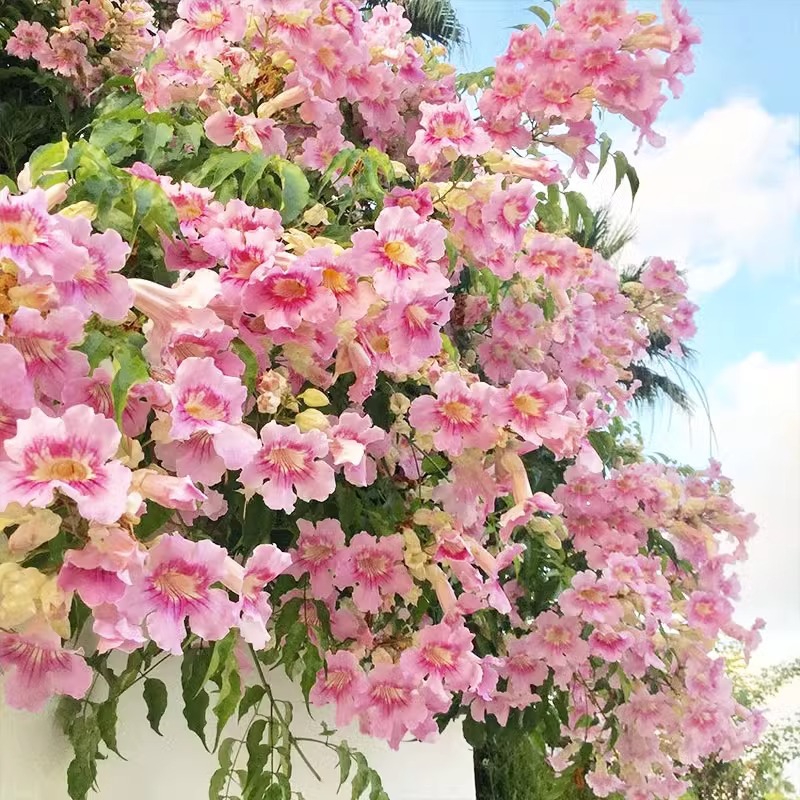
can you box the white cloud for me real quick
[577,97,800,296]
[643,353,800,665]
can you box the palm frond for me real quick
[362,0,467,49]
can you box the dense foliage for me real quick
[0,2,769,800]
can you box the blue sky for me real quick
[453,0,800,663]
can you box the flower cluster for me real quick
[0,2,764,799]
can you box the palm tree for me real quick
[362,0,466,49]
[570,207,700,414]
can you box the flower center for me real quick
[441,400,474,424]
[432,117,468,140]
[423,644,454,668]
[317,47,338,70]
[183,389,228,422]
[38,457,91,482]
[153,568,203,601]
[272,277,309,301]
[513,393,544,418]
[579,587,606,605]
[0,214,40,247]
[322,267,351,295]
[543,627,571,646]
[372,683,407,707]
[195,9,225,30]
[267,446,307,473]
[301,541,334,564]
[404,304,430,330]
[355,551,389,580]
[383,240,419,267]
[325,669,352,692]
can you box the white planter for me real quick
[0,661,476,800]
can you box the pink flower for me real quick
[492,370,570,447]
[6,21,49,61]
[348,206,448,299]
[0,188,85,282]
[57,224,133,322]
[58,526,145,607]
[165,357,259,472]
[529,610,588,668]
[0,405,131,524]
[167,0,247,56]
[0,343,33,412]
[68,0,109,39]
[559,571,623,625]
[310,650,366,727]
[239,422,336,513]
[242,251,337,331]
[409,372,497,456]
[4,306,89,399]
[124,534,239,654]
[334,532,413,613]
[400,621,482,693]
[289,518,346,599]
[359,663,430,749]
[326,411,387,486]
[0,622,92,711]
[236,544,293,648]
[92,603,147,654]
[587,627,631,661]
[383,287,455,372]
[686,590,733,637]
[204,110,287,156]
[131,469,206,511]
[409,102,492,165]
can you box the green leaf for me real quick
[564,190,594,237]
[626,163,640,204]
[97,698,122,756]
[136,501,174,540]
[212,656,242,748]
[300,647,323,705]
[238,684,266,721]
[27,139,69,186]
[66,709,102,800]
[143,121,174,163]
[241,153,270,202]
[110,340,150,425]
[596,133,612,177]
[0,174,17,193]
[612,151,628,192]
[78,330,116,369]
[528,5,551,26]
[143,677,168,735]
[232,339,259,393]
[462,715,486,748]
[275,160,310,224]
[182,647,213,748]
[337,743,352,789]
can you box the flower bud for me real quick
[294,408,330,433]
[298,388,329,408]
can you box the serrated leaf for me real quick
[337,744,352,789]
[213,658,242,748]
[208,766,229,800]
[143,677,168,735]
[97,698,122,757]
[239,684,266,721]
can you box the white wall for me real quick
[0,660,476,800]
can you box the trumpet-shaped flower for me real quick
[289,518,346,599]
[408,102,492,165]
[310,650,366,727]
[348,206,448,299]
[239,422,336,513]
[334,532,413,613]
[0,622,92,711]
[409,372,497,457]
[492,370,570,447]
[0,188,85,282]
[0,405,131,524]
[124,534,239,654]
